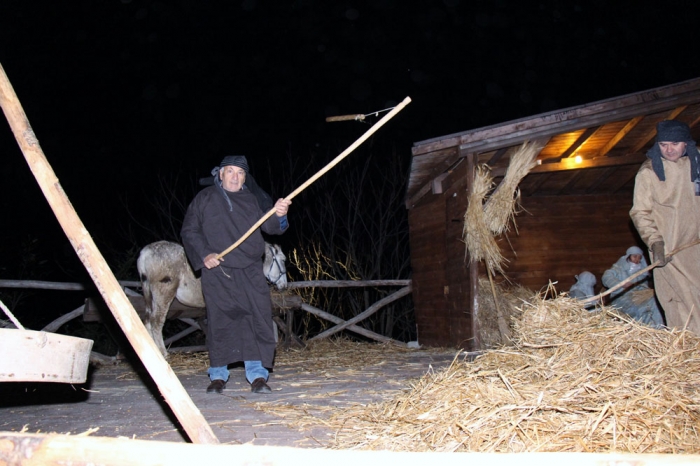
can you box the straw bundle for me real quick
[483,140,544,236]
[463,165,504,274]
[324,296,700,453]
[476,278,534,348]
[463,140,544,276]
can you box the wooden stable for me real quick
[406,77,700,350]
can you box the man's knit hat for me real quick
[220,155,249,172]
[645,120,700,182]
[656,120,692,143]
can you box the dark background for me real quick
[2,1,700,327]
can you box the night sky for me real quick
[2,0,700,282]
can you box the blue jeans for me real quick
[208,361,268,384]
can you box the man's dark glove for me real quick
[651,241,671,267]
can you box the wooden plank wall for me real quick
[445,180,473,349]
[408,175,474,349]
[408,190,641,349]
[494,193,643,295]
[408,195,450,348]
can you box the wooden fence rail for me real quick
[1,279,413,347]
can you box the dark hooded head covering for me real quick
[219,155,249,172]
[645,120,700,182]
[200,155,274,212]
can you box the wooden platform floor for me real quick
[0,345,459,446]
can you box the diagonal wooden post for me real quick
[308,285,412,341]
[0,62,219,445]
[216,96,412,259]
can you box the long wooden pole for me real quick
[216,96,411,260]
[0,62,219,445]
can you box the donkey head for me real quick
[263,243,287,290]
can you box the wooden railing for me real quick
[0,278,413,354]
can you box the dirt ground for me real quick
[0,343,459,447]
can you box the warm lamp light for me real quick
[574,155,583,164]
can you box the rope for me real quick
[326,104,401,123]
[361,105,397,120]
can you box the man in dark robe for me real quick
[181,155,291,394]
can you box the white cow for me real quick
[136,240,286,357]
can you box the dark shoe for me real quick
[251,377,271,394]
[206,379,226,394]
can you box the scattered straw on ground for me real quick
[275,338,419,371]
[315,297,700,453]
[236,298,700,453]
[165,302,700,453]
[167,352,210,375]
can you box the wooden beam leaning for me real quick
[0,62,218,445]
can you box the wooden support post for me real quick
[0,62,218,444]
[465,149,481,351]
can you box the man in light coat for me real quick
[630,120,700,335]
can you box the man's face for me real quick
[628,254,642,265]
[658,141,687,162]
[220,165,246,192]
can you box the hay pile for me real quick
[324,296,700,453]
[476,278,533,349]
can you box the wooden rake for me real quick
[216,96,411,259]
